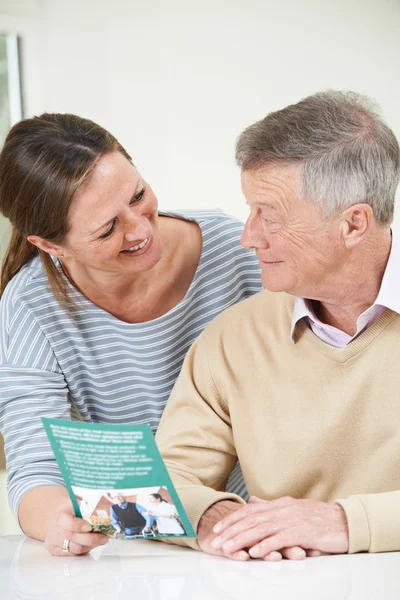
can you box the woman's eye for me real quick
[130,188,145,205]
[99,221,116,239]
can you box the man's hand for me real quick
[198,498,321,561]
[210,496,349,560]
[197,500,250,561]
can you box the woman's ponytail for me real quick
[0,228,37,297]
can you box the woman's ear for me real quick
[338,203,373,249]
[27,235,66,259]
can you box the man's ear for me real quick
[338,204,373,249]
[27,234,66,259]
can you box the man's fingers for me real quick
[248,496,268,504]
[249,531,306,559]
[280,546,306,560]
[263,551,283,562]
[213,521,286,554]
[214,497,297,534]
[224,549,251,562]
[213,502,284,535]
[306,550,322,557]
[212,505,295,550]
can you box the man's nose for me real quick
[241,216,269,250]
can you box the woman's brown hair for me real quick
[0,113,131,306]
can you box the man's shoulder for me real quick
[202,290,293,341]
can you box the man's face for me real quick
[241,165,344,299]
[113,495,126,505]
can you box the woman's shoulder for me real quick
[1,256,54,314]
[160,208,241,223]
[161,209,246,238]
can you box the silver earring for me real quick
[60,254,64,259]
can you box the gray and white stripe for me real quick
[0,210,262,517]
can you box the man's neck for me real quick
[310,229,392,336]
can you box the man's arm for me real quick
[156,328,321,561]
[336,490,400,553]
[156,333,246,550]
[110,506,121,532]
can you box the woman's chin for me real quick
[118,236,163,271]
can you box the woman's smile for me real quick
[119,236,153,257]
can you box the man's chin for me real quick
[261,277,288,293]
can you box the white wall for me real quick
[0,0,399,535]
[0,0,399,227]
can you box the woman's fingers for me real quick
[56,530,109,549]
[45,500,109,556]
[46,532,108,556]
[55,502,92,533]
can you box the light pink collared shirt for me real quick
[290,232,400,348]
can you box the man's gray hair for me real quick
[236,91,400,224]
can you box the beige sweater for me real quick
[156,290,400,553]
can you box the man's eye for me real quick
[130,188,145,205]
[263,218,281,232]
[99,221,116,239]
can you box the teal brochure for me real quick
[42,418,196,540]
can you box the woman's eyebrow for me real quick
[88,180,143,235]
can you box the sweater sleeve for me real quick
[336,490,400,553]
[155,333,245,550]
[0,295,70,521]
[110,506,121,530]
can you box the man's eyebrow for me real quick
[249,199,277,211]
[89,180,143,236]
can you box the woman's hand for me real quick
[44,501,109,556]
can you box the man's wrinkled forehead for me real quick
[241,165,302,208]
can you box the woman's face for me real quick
[60,151,163,276]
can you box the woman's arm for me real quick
[19,485,71,539]
[19,485,108,554]
[0,295,107,554]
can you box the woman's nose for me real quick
[124,216,150,242]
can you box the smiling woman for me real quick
[0,113,262,556]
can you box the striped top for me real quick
[0,210,262,518]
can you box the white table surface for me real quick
[0,535,399,600]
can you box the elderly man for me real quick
[110,493,154,538]
[155,90,400,562]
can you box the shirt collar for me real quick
[290,230,400,342]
